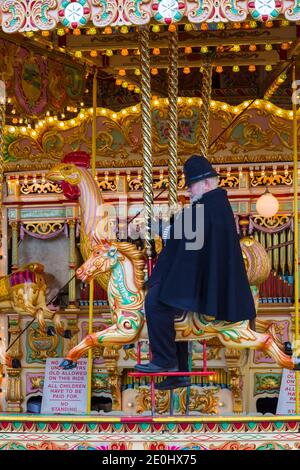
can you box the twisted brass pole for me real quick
[0,83,5,266]
[199,61,213,157]
[292,63,299,414]
[168,28,178,208]
[140,26,153,257]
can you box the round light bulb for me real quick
[256,190,279,218]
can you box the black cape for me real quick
[149,188,256,322]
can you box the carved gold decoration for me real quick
[136,386,170,414]
[252,215,291,230]
[136,386,219,414]
[224,351,243,414]
[128,177,143,191]
[6,316,22,413]
[20,181,63,195]
[102,346,121,411]
[251,171,293,186]
[219,175,239,188]
[123,348,148,362]
[192,342,222,361]
[168,28,178,207]
[30,376,44,390]
[180,387,219,414]
[0,276,10,301]
[28,325,59,360]
[98,178,117,191]
[5,368,23,413]
[92,375,110,392]
[23,221,64,236]
[6,316,22,362]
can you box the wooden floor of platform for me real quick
[0,415,299,450]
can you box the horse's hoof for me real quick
[63,330,72,339]
[123,343,135,350]
[284,342,293,356]
[293,357,300,370]
[47,326,56,336]
[59,359,77,369]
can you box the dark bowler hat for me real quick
[183,155,218,187]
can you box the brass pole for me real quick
[0,84,4,271]
[68,219,77,308]
[87,69,98,414]
[87,280,94,415]
[292,63,299,414]
[168,28,178,208]
[92,70,97,178]
[10,222,19,271]
[199,61,213,157]
[140,26,153,258]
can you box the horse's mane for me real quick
[112,242,146,290]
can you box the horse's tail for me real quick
[49,310,72,339]
[52,311,69,338]
[36,307,72,339]
[240,237,271,286]
[255,318,285,351]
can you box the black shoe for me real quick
[155,377,191,390]
[134,362,178,373]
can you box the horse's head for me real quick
[46,163,82,186]
[76,241,121,283]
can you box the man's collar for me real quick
[190,194,203,205]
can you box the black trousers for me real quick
[145,283,189,370]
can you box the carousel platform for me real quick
[0,415,299,451]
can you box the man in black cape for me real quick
[135,155,256,390]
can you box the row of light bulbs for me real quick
[6,98,297,136]
[25,18,290,39]
[8,166,292,183]
[73,41,290,59]
[116,65,275,78]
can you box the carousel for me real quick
[0,0,299,451]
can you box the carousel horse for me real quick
[60,235,300,370]
[46,160,110,290]
[0,263,70,338]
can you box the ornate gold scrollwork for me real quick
[20,181,63,195]
[128,177,143,191]
[136,386,219,414]
[23,221,64,236]
[252,215,291,230]
[219,175,239,188]
[251,171,293,187]
[180,387,219,414]
[98,178,117,191]
[30,376,44,390]
[28,326,59,360]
